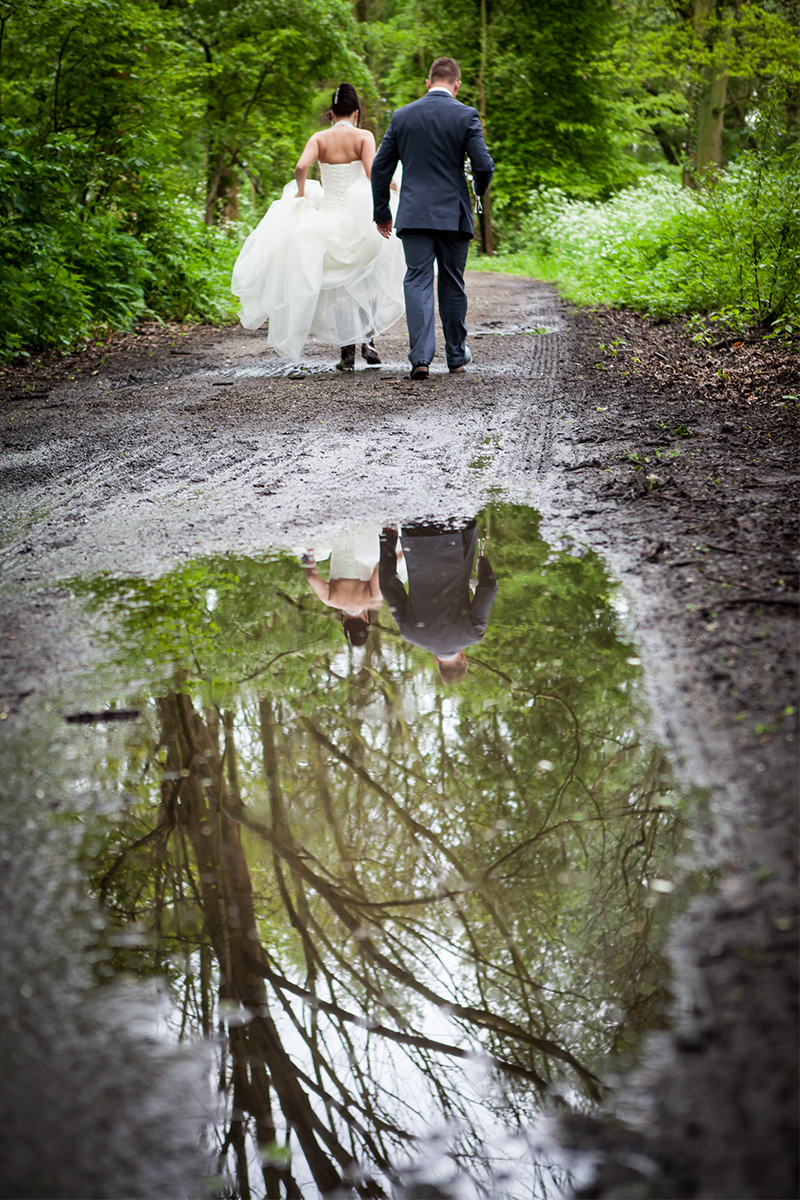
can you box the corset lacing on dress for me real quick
[319,162,365,213]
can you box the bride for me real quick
[231,83,405,370]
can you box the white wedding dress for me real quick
[231,158,405,360]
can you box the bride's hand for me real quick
[390,180,398,192]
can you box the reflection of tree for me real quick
[95,677,681,1197]
[82,506,687,1197]
[158,692,353,1196]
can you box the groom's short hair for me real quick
[436,655,468,683]
[429,57,461,84]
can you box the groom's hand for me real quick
[380,527,398,554]
[376,219,392,239]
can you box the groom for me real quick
[379,520,498,680]
[371,57,494,380]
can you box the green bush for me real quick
[0,128,241,362]
[473,153,800,327]
[134,190,242,326]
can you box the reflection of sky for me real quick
[236,971,570,1199]
[609,591,631,621]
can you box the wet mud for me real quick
[537,310,799,1199]
[0,273,796,1198]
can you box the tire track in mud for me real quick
[503,325,563,479]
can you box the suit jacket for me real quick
[371,91,494,236]
[379,527,498,657]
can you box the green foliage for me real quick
[596,0,800,171]
[472,144,800,323]
[173,0,370,220]
[0,0,364,359]
[69,553,343,703]
[0,127,241,359]
[360,0,630,214]
[0,129,142,356]
[130,187,242,324]
[467,0,631,205]
[2,0,798,356]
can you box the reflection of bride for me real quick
[231,83,405,369]
[300,525,384,647]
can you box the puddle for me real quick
[215,321,563,379]
[0,504,706,1198]
[470,325,561,337]
[226,357,524,381]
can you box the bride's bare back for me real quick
[294,118,375,196]
[315,123,374,165]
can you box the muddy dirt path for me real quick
[0,273,797,1198]
[0,276,562,580]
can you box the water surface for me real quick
[2,504,698,1199]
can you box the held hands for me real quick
[376,219,393,239]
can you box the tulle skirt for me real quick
[231,177,406,360]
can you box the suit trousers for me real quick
[399,229,471,368]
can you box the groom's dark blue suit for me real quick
[371,90,494,369]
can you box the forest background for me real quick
[0,0,798,361]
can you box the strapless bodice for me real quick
[319,161,366,212]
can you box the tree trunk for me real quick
[205,161,239,224]
[479,188,495,256]
[695,66,728,175]
[477,0,494,253]
[685,0,730,183]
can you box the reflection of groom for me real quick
[379,521,498,682]
[371,56,494,379]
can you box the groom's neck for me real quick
[425,79,460,98]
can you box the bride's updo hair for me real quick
[329,82,361,120]
[341,613,370,646]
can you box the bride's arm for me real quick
[360,132,397,192]
[359,131,376,179]
[294,135,320,197]
[304,563,331,603]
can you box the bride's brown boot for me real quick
[361,339,381,365]
[336,344,356,372]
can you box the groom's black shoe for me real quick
[448,346,473,373]
[361,340,381,365]
[336,345,356,372]
[410,361,429,380]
